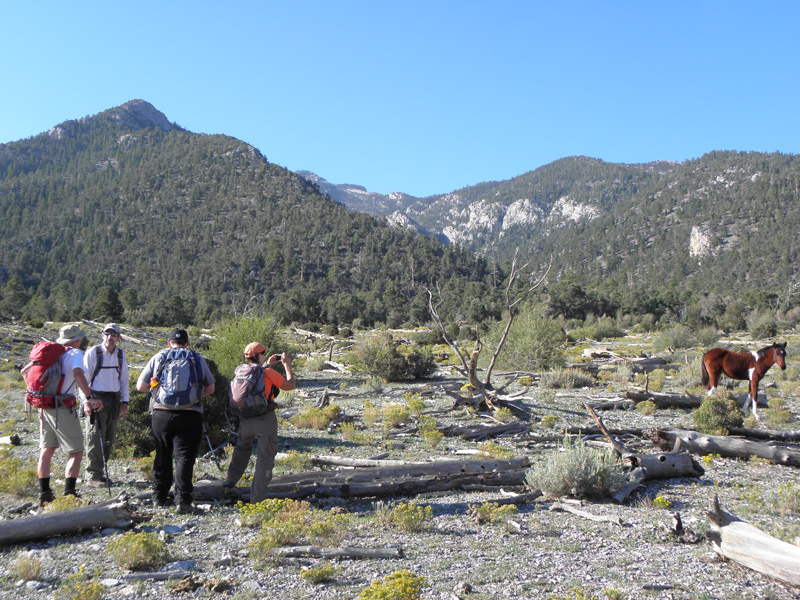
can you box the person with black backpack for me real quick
[21,323,94,508]
[222,342,295,503]
[82,323,129,487]
[135,328,215,514]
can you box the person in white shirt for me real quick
[82,322,129,486]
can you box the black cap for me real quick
[168,328,189,345]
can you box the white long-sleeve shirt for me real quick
[82,344,130,403]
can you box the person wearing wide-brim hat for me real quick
[24,323,95,508]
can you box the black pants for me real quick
[151,409,203,506]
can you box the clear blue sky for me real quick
[2,1,799,198]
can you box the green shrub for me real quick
[526,436,627,499]
[482,304,566,371]
[747,311,778,340]
[653,324,696,351]
[382,402,411,427]
[105,531,168,570]
[363,401,381,427]
[355,335,435,382]
[358,570,427,600]
[0,449,37,497]
[468,502,518,527]
[245,499,350,557]
[691,392,744,435]
[301,562,339,584]
[539,368,594,389]
[275,450,313,473]
[635,400,657,416]
[290,404,341,430]
[54,567,106,600]
[374,500,432,532]
[696,327,720,347]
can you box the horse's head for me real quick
[772,341,787,370]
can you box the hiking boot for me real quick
[38,489,55,509]
[87,477,109,487]
[177,503,204,515]
[63,489,81,498]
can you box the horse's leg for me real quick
[707,366,719,396]
[748,375,760,421]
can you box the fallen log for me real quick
[438,421,529,440]
[727,427,800,443]
[549,502,624,526]
[0,501,133,545]
[706,495,800,588]
[653,430,800,468]
[272,546,403,559]
[626,389,703,409]
[584,399,634,411]
[190,457,531,502]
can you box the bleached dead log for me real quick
[549,502,624,526]
[272,546,403,559]
[191,457,531,501]
[309,455,415,468]
[438,421,529,440]
[626,389,703,409]
[727,427,800,442]
[706,495,800,587]
[119,571,194,581]
[585,399,634,411]
[0,501,133,545]
[653,430,800,468]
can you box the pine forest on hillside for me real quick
[2,100,800,333]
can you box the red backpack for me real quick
[24,342,76,409]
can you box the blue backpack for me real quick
[152,347,204,408]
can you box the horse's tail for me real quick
[700,354,709,387]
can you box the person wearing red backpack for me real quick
[21,323,94,508]
[222,342,295,503]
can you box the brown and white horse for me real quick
[700,342,787,420]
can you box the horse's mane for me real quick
[756,342,785,359]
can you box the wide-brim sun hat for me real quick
[56,323,87,345]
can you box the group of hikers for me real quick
[22,323,295,513]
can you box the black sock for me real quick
[64,477,77,495]
[38,477,51,494]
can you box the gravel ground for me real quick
[0,323,799,599]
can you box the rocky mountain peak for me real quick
[100,99,179,132]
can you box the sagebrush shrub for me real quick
[691,392,743,435]
[527,436,627,499]
[539,367,594,389]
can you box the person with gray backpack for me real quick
[222,342,295,503]
[136,328,215,514]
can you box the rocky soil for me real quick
[0,321,799,599]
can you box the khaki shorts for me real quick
[39,406,85,454]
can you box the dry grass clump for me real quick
[105,531,168,570]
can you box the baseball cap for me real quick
[168,328,189,345]
[103,323,121,335]
[244,342,266,358]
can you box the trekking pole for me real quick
[202,424,224,472]
[90,409,113,498]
